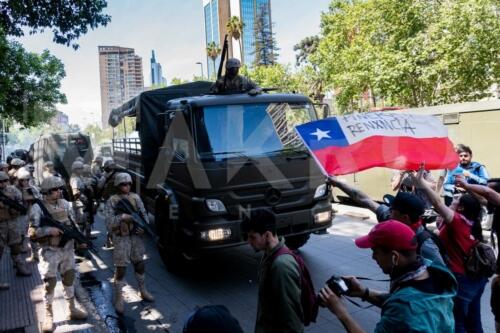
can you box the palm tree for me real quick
[226,16,244,61]
[206,41,221,79]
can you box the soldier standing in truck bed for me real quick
[210,58,261,94]
[105,172,154,314]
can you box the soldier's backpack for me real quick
[271,246,318,326]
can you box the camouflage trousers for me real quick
[0,219,22,257]
[112,235,146,267]
[38,241,76,280]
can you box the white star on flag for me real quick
[310,128,331,141]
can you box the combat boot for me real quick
[136,273,154,302]
[114,281,125,314]
[41,303,53,333]
[13,255,32,276]
[68,297,88,320]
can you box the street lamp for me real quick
[196,62,204,80]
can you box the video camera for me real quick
[325,275,350,296]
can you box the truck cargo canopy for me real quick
[109,81,213,180]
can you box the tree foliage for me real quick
[0,31,66,127]
[315,0,500,111]
[0,0,111,49]
[252,3,279,66]
[241,64,299,92]
[226,16,244,59]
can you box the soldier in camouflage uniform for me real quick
[42,161,59,181]
[105,173,154,314]
[69,161,91,238]
[91,156,104,179]
[17,168,41,261]
[29,176,88,332]
[0,171,31,290]
[210,58,261,94]
[98,159,118,248]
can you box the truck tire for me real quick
[155,201,184,272]
[285,233,310,250]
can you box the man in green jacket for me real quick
[319,220,457,333]
[241,209,304,333]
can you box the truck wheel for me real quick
[158,224,185,273]
[285,233,310,250]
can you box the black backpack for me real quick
[416,228,448,264]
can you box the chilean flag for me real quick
[295,112,458,175]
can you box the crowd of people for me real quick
[0,142,498,333]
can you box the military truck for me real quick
[109,81,334,270]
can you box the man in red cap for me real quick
[319,220,457,333]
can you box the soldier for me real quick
[82,164,97,239]
[17,168,41,261]
[42,161,59,180]
[29,176,88,332]
[0,171,31,291]
[98,159,119,248]
[9,157,26,170]
[105,172,154,314]
[91,156,104,179]
[69,161,91,238]
[210,58,261,94]
[0,162,9,173]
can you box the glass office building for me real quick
[204,0,222,78]
[240,0,271,66]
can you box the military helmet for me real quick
[10,158,25,167]
[41,176,65,192]
[103,159,115,169]
[82,164,91,174]
[71,161,84,172]
[94,155,103,163]
[16,168,31,180]
[43,161,54,168]
[75,156,85,162]
[114,172,132,187]
[226,58,241,69]
[0,171,9,181]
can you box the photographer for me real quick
[319,220,456,333]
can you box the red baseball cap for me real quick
[355,220,417,251]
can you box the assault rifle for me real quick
[114,198,156,240]
[34,199,95,251]
[0,190,28,215]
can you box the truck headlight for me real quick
[200,228,232,241]
[314,211,332,224]
[314,184,327,199]
[205,199,227,213]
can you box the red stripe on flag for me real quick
[313,136,458,175]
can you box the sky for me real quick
[18,0,332,128]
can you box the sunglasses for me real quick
[49,187,64,192]
[119,182,132,187]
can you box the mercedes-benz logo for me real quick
[265,188,282,205]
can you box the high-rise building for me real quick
[202,0,272,78]
[98,46,144,128]
[151,50,167,86]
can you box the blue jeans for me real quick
[453,273,488,333]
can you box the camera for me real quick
[326,275,350,296]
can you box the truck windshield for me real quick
[195,102,315,160]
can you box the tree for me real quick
[252,3,279,66]
[226,16,244,61]
[170,77,189,85]
[0,0,111,49]
[241,64,299,92]
[315,0,500,112]
[294,36,327,102]
[0,32,67,127]
[206,41,221,79]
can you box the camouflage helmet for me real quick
[226,58,241,69]
[41,176,65,192]
[71,161,84,172]
[43,161,54,169]
[75,156,85,162]
[10,158,25,167]
[0,171,8,181]
[103,159,116,169]
[94,155,103,163]
[114,172,132,187]
[16,167,31,180]
[82,164,91,174]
